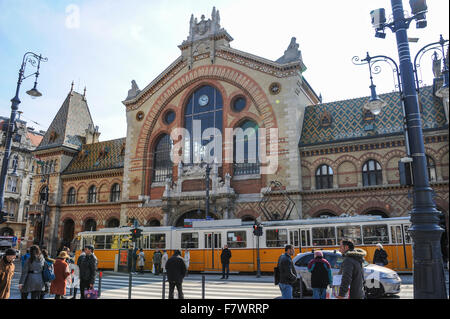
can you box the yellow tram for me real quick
[75,215,413,273]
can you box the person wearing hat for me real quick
[373,243,388,266]
[0,248,17,299]
[307,250,333,299]
[50,251,71,299]
[77,245,97,299]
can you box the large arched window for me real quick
[315,164,333,189]
[84,219,96,231]
[362,160,382,186]
[87,185,97,203]
[184,85,223,163]
[426,155,437,182]
[233,120,260,175]
[67,187,76,204]
[110,183,121,202]
[153,134,173,183]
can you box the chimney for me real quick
[85,124,101,144]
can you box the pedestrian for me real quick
[337,239,367,299]
[307,251,333,299]
[276,244,297,299]
[165,250,186,299]
[132,247,139,274]
[373,243,388,266]
[0,248,17,299]
[41,249,55,299]
[50,251,71,299]
[20,249,30,299]
[138,248,145,274]
[161,250,168,274]
[68,256,80,299]
[153,249,162,275]
[19,245,46,299]
[220,245,232,279]
[184,249,190,277]
[77,245,97,299]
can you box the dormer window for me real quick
[320,110,332,127]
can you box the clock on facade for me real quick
[198,94,209,106]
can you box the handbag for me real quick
[84,288,98,299]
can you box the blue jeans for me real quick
[312,288,327,299]
[279,283,293,299]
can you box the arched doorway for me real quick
[147,219,161,227]
[84,219,97,231]
[175,210,217,227]
[106,218,120,228]
[364,210,389,218]
[62,219,75,249]
[0,227,14,236]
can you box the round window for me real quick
[164,110,176,125]
[232,96,246,112]
[136,111,144,121]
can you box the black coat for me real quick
[373,249,388,265]
[277,253,297,285]
[77,254,97,284]
[220,249,232,264]
[165,255,186,283]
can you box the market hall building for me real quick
[24,8,448,258]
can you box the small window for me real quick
[87,185,97,203]
[232,96,246,112]
[67,187,76,204]
[315,164,333,189]
[312,227,336,246]
[362,224,389,244]
[362,160,382,186]
[164,110,176,125]
[227,231,247,248]
[150,233,166,249]
[181,232,199,249]
[426,155,436,182]
[337,226,362,245]
[110,183,121,202]
[94,235,105,250]
[266,229,288,247]
[295,254,314,267]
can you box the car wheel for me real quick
[366,283,385,299]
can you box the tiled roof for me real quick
[62,138,126,174]
[26,131,44,147]
[299,85,447,146]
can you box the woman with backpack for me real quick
[19,245,46,299]
[41,249,55,298]
[50,251,71,299]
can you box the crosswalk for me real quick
[94,274,281,299]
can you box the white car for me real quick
[292,250,402,298]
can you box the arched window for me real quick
[110,183,121,202]
[106,218,120,228]
[67,187,76,204]
[87,185,97,203]
[426,155,437,182]
[315,164,333,189]
[233,120,260,175]
[362,160,382,186]
[153,134,173,183]
[315,211,337,218]
[147,219,161,227]
[39,186,48,204]
[84,219,96,231]
[184,85,223,163]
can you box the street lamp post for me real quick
[0,52,47,215]
[37,161,50,249]
[357,0,448,298]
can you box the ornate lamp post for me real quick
[37,160,50,248]
[354,0,448,298]
[0,52,47,215]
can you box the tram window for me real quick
[105,235,112,249]
[120,235,130,248]
[362,224,389,244]
[301,230,311,247]
[142,235,150,249]
[109,235,120,249]
[266,229,288,247]
[83,236,94,247]
[150,233,166,249]
[337,226,362,245]
[403,225,412,244]
[390,225,403,244]
[94,235,105,250]
[227,231,247,248]
[312,227,336,246]
[181,233,199,249]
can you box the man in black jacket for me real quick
[77,245,97,299]
[337,240,366,299]
[277,245,297,299]
[165,250,186,299]
[220,245,232,279]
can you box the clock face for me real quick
[198,94,209,106]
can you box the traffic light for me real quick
[0,211,8,224]
[253,223,263,236]
[130,227,143,241]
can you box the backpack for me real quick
[43,261,55,282]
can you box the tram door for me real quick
[300,229,311,253]
[204,232,222,270]
[290,230,300,252]
[390,225,407,270]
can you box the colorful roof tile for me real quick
[299,85,447,146]
[62,138,126,174]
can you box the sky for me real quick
[0,0,448,141]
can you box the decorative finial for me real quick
[70,81,74,93]
[83,86,86,98]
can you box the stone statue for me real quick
[126,80,141,100]
[432,52,442,79]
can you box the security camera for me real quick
[370,8,386,29]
